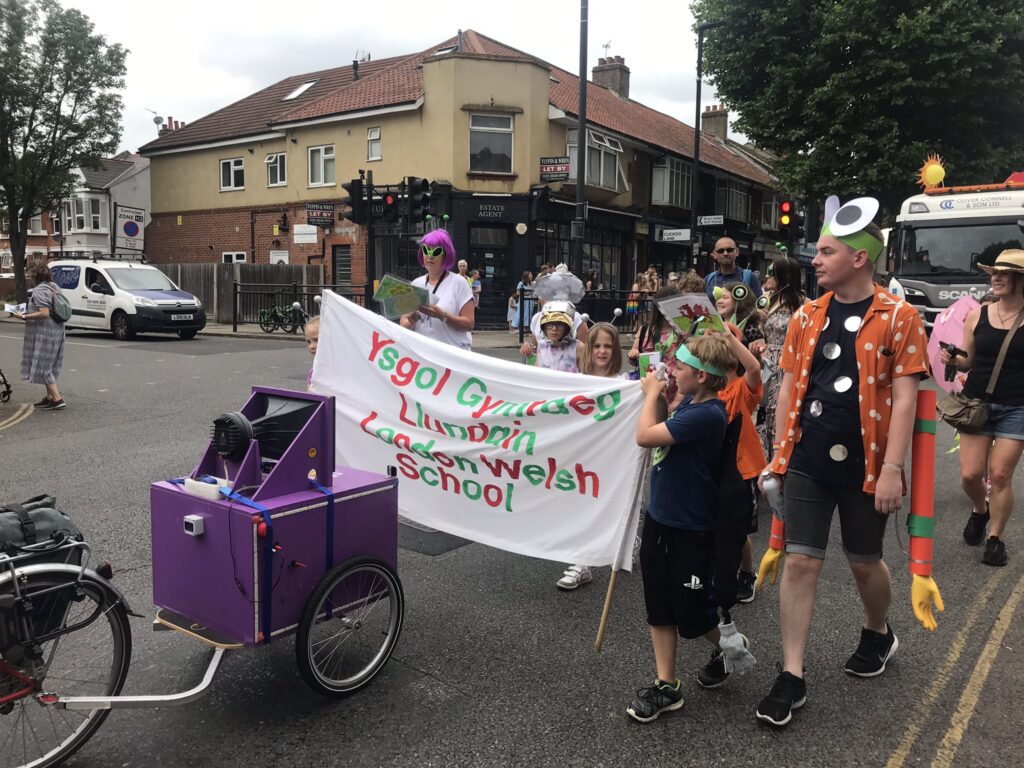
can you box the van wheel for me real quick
[178,329,197,340]
[111,311,136,340]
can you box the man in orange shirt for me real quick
[754,198,928,727]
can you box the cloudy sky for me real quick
[64,0,730,154]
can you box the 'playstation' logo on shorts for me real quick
[683,575,703,590]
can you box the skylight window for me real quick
[282,80,317,101]
[434,45,457,56]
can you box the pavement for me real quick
[1,326,1023,768]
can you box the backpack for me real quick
[706,268,754,294]
[715,415,750,524]
[48,283,72,324]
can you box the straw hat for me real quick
[980,249,1024,274]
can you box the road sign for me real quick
[698,215,724,226]
[660,227,691,242]
[114,205,146,251]
[305,202,335,227]
[540,156,571,182]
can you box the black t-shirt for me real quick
[789,295,873,488]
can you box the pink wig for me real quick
[417,229,457,271]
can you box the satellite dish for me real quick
[152,115,164,125]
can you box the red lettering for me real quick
[433,366,452,396]
[569,394,595,415]
[368,331,394,362]
[397,393,417,427]
[483,484,503,508]
[575,463,599,499]
[395,453,420,480]
[359,411,378,434]
[545,457,557,490]
[479,454,522,479]
[526,400,545,416]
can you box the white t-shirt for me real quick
[412,272,474,350]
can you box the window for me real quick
[567,129,628,191]
[761,193,780,230]
[716,179,749,221]
[266,153,287,186]
[367,127,381,161]
[282,80,317,100]
[220,158,245,191]
[651,157,692,209]
[308,145,335,186]
[74,198,86,230]
[51,211,61,234]
[469,114,513,174]
[90,199,103,230]
[222,252,246,264]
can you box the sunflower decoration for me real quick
[917,153,946,190]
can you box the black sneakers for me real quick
[33,397,52,408]
[844,623,898,677]
[982,536,1007,567]
[963,509,990,546]
[43,399,66,410]
[626,679,684,723]
[736,569,757,604]
[697,650,728,689]
[756,670,807,727]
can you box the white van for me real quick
[48,257,207,340]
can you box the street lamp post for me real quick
[690,20,725,267]
[573,0,589,276]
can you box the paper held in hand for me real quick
[4,303,27,315]
[637,350,661,373]
[656,292,726,335]
[372,274,436,318]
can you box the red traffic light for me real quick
[780,201,792,213]
[384,193,396,206]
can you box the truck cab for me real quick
[888,181,1024,326]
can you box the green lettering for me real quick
[523,464,546,486]
[555,469,577,491]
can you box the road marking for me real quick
[886,569,1009,768]
[930,571,1024,768]
[97,389,109,393]
[0,404,33,431]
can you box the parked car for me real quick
[48,257,206,340]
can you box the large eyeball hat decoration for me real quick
[820,196,884,263]
[533,263,585,305]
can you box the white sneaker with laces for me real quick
[556,565,593,590]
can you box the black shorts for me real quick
[783,471,888,562]
[640,517,719,639]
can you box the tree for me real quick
[0,0,126,300]
[690,0,1024,221]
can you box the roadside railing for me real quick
[232,282,368,332]
[516,287,653,343]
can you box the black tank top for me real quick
[963,305,1024,406]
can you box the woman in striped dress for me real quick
[15,261,67,409]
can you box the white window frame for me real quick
[566,128,629,192]
[220,158,245,191]
[367,127,381,161]
[651,156,692,209]
[51,210,61,234]
[28,214,44,234]
[74,198,86,230]
[307,144,335,187]
[89,198,105,231]
[222,251,246,264]
[469,113,514,174]
[761,192,780,230]
[265,153,287,187]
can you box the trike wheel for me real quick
[296,558,403,697]
[0,571,132,768]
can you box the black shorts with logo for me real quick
[640,516,719,639]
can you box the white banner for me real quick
[313,291,647,570]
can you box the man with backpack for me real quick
[705,237,762,301]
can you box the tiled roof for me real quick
[81,158,134,189]
[139,30,773,187]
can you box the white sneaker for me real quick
[556,565,593,590]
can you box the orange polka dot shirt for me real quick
[767,289,929,494]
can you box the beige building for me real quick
[141,31,778,326]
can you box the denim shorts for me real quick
[978,403,1024,441]
[782,471,888,562]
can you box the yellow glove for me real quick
[911,574,945,631]
[756,547,785,592]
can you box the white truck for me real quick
[887,177,1024,325]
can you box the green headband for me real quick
[821,222,884,263]
[674,344,726,378]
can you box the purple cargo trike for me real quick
[1,387,404,768]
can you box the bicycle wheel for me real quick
[278,310,299,334]
[1,571,132,768]
[258,310,277,334]
[296,558,403,697]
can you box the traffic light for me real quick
[381,190,400,223]
[778,200,793,239]
[405,176,430,222]
[790,208,806,242]
[341,178,365,224]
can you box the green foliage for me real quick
[691,0,1024,221]
[0,0,126,299]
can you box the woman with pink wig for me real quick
[400,229,476,350]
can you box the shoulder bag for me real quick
[937,308,1024,432]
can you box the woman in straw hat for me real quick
[940,248,1024,566]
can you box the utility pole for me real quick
[690,20,725,267]
[364,169,375,309]
[573,0,588,276]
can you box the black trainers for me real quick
[982,536,1007,567]
[697,650,728,689]
[963,508,990,546]
[33,397,52,407]
[736,569,757,604]
[626,679,684,723]
[756,670,807,727]
[844,623,898,677]
[44,399,66,410]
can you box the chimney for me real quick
[592,55,630,99]
[702,104,728,141]
[352,60,359,80]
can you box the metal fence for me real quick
[515,287,654,343]
[232,282,367,332]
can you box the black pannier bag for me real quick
[1,495,85,644]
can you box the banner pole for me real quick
[594,570,618,653]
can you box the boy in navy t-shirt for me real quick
[627,334,733,723]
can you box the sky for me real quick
[63,0,731,155]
